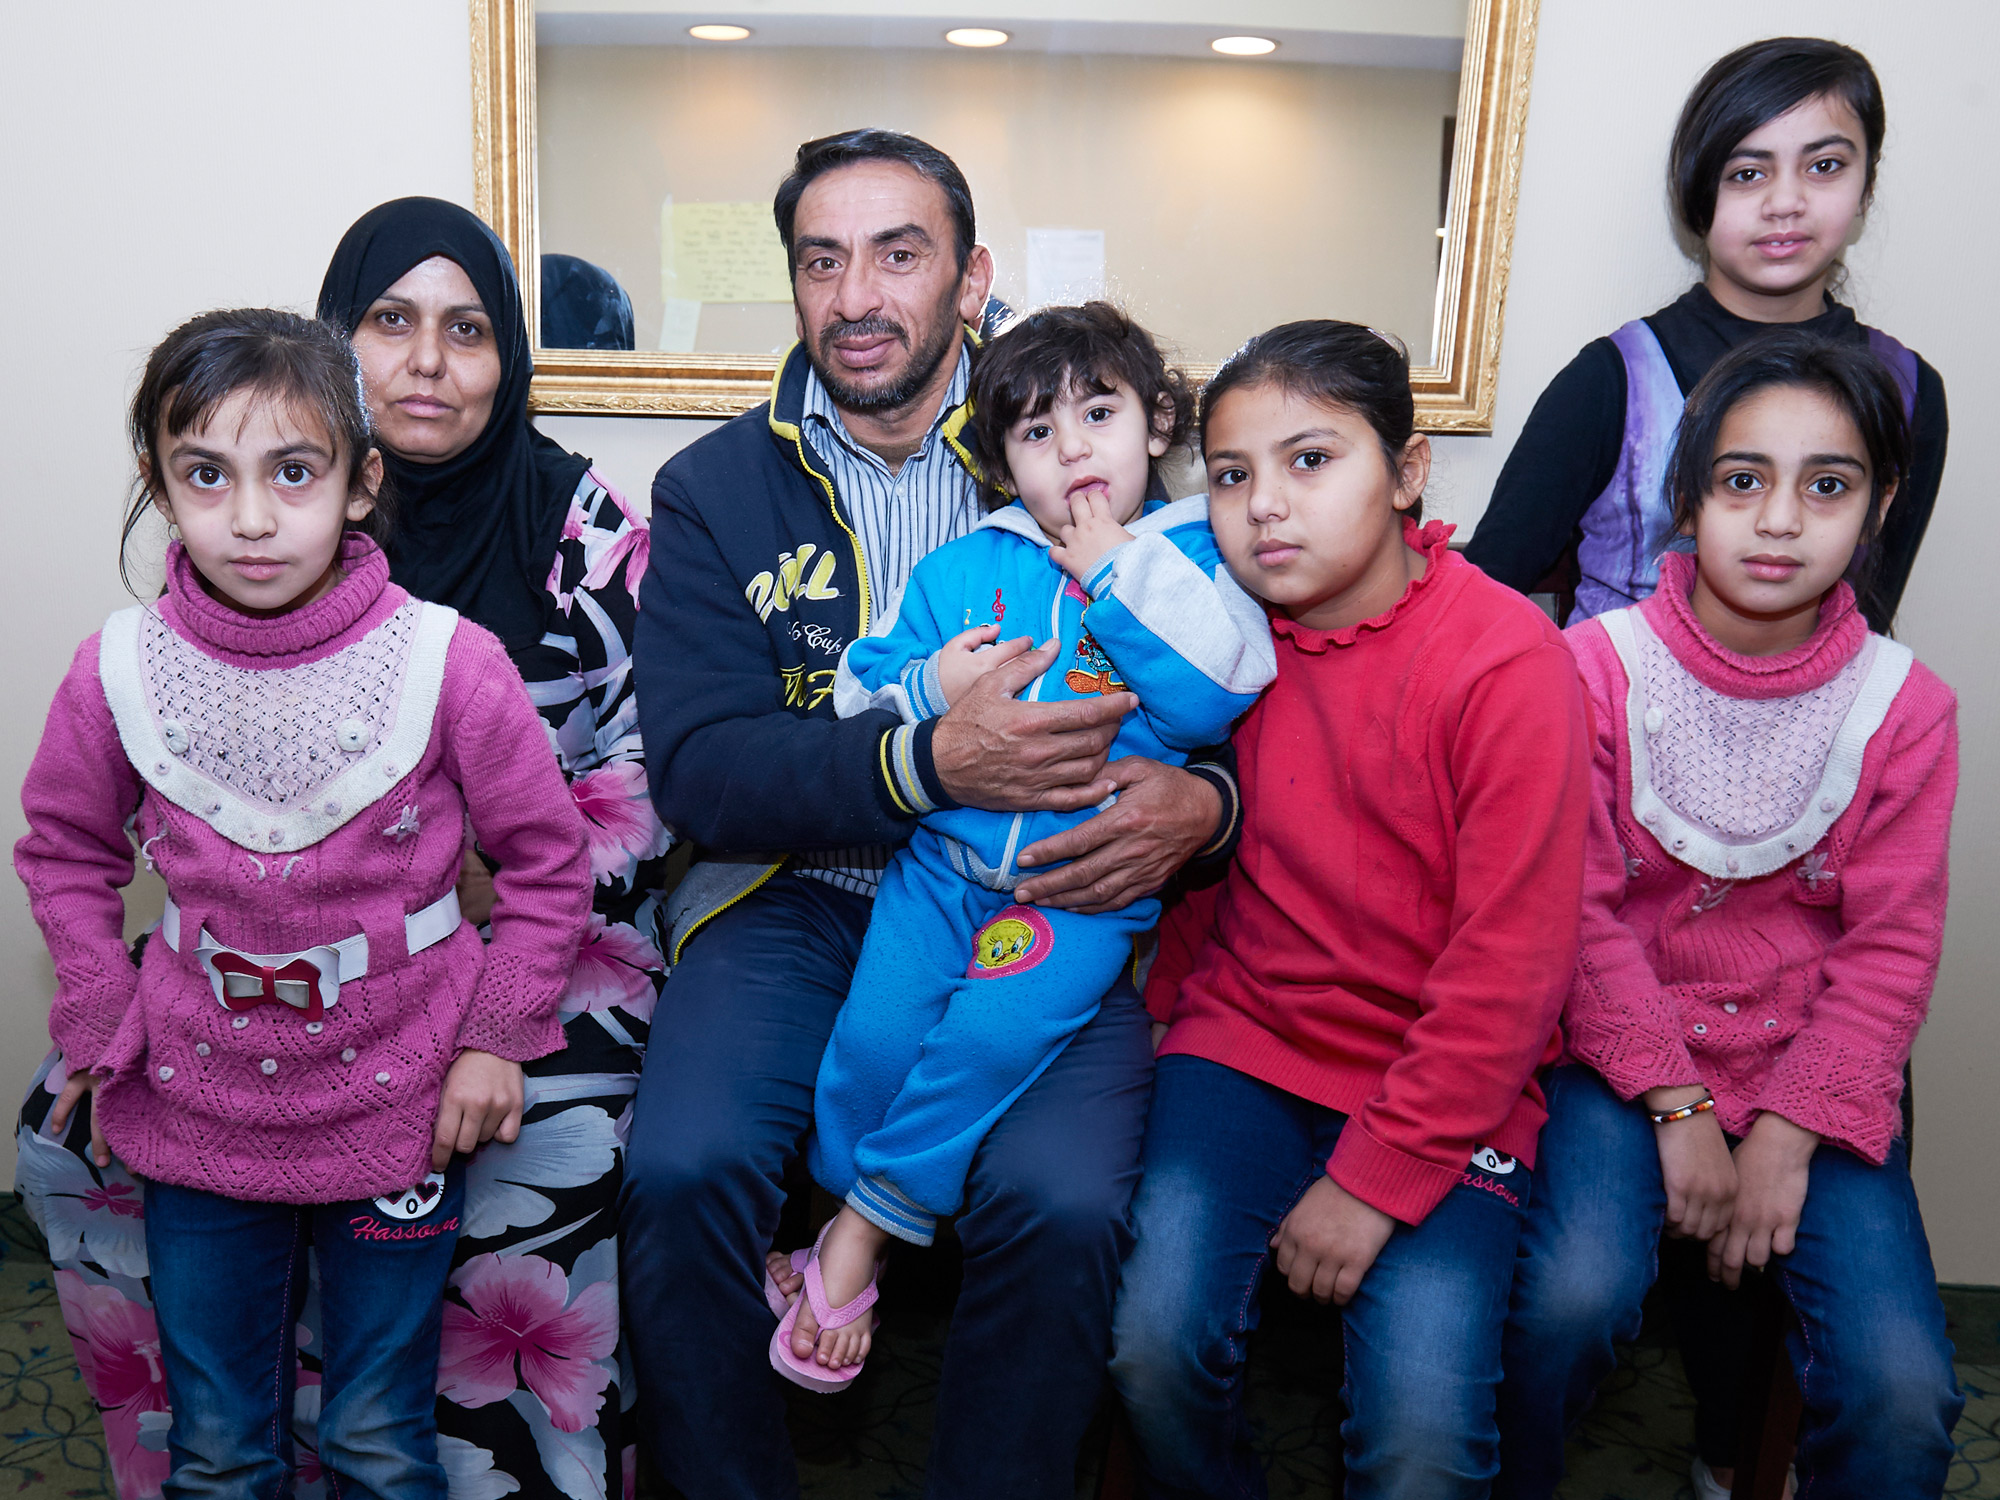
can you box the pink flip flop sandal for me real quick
[762,1248,811,1318]
[768,1223,883,1393]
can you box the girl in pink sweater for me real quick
[15,309,591,1500]
[1495,331,1962,1498]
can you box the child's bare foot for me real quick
[791,1207,889,1371]
[765,1248,804,1304]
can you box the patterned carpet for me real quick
[5,1199,1996,1499]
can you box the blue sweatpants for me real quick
[621,873,1152,1500]
[810,827,1158,1244]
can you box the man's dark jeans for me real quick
[620,874,1154,1499]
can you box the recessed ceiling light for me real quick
[1210,35,1278,56]
[945,27,1010,48]
[688,24,752,41]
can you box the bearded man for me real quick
[626,129,1237,1500]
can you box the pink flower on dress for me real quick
[582,523,650,605]
[569,763,673,883]
[594,473,642,530]
[16,1131,149,1276]
[294,1433,324,1489]
[440,1254,618,1434]
[55,1271,172,1500]
[547,498,594,612]
[84,1180,143,1218]
[565,914,662,1017]
[552,476,653,609]
[584,474,652,602]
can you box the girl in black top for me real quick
[1467,38,1946,634]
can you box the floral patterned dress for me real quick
[14,471,670,1500]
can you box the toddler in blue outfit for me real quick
[767,303,1276,1389]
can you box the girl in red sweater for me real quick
[1109,321,1592,1498]
[1494,333,1962,1498]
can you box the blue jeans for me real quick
[1496,1065,1962,1499]
[620,874,1154,1500]
[145,1166,464,1500]
[813,829,1158,1243]
[1111,1055,1531,1500]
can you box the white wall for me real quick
[5,0,1995,1281]
[0,0,475,1170]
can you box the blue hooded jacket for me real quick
[634,343,1246,963]
[835,496,1275,889]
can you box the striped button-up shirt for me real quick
[792,348,984,897]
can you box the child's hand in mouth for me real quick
[1051,486,1137,583]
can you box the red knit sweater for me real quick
[1146,522,1592,1224]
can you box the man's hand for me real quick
[1013,758,1221,913]
[931,640,1131,812]
[1645,1085,1736,1242]
[1270,1175,1398,1306]
[432,1049,526,1170]
[936,622,1008,705]
[1049,491,1136,584]
[1708,1111,1818,1289]
[49,1067,111,1168]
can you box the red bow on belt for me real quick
[209,953,328,1022]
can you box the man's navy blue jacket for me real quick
[633,341,1238,963]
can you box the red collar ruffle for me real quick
[1270,517,1456,653]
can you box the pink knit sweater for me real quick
[16,538,592,1203]
[1561,553,1957,1164]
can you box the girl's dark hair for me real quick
[123,308,391,594]
[966,302,1192,500]
[775,128,976,274]
[1671,38,1886,238]
[1665,330,1910,604]
[1198,319,1420,520]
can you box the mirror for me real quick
[471,0,1538,429]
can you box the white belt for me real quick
[161,889,462,1021]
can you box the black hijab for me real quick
[317,197,589,652]
[541,253,636,350]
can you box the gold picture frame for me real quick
[471,0,1539,431]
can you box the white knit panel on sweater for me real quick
[137,603,420,810]
[1633,622,1868,840]
[1600,608,1913,882]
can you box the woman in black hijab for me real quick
[322,197,667,1498]
[316,197,667,1500]
[318,197,588,653]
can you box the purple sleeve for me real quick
[13,637,147,1072]
[439,626,595,1062]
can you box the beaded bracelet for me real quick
[1647,1094,1717,1126]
